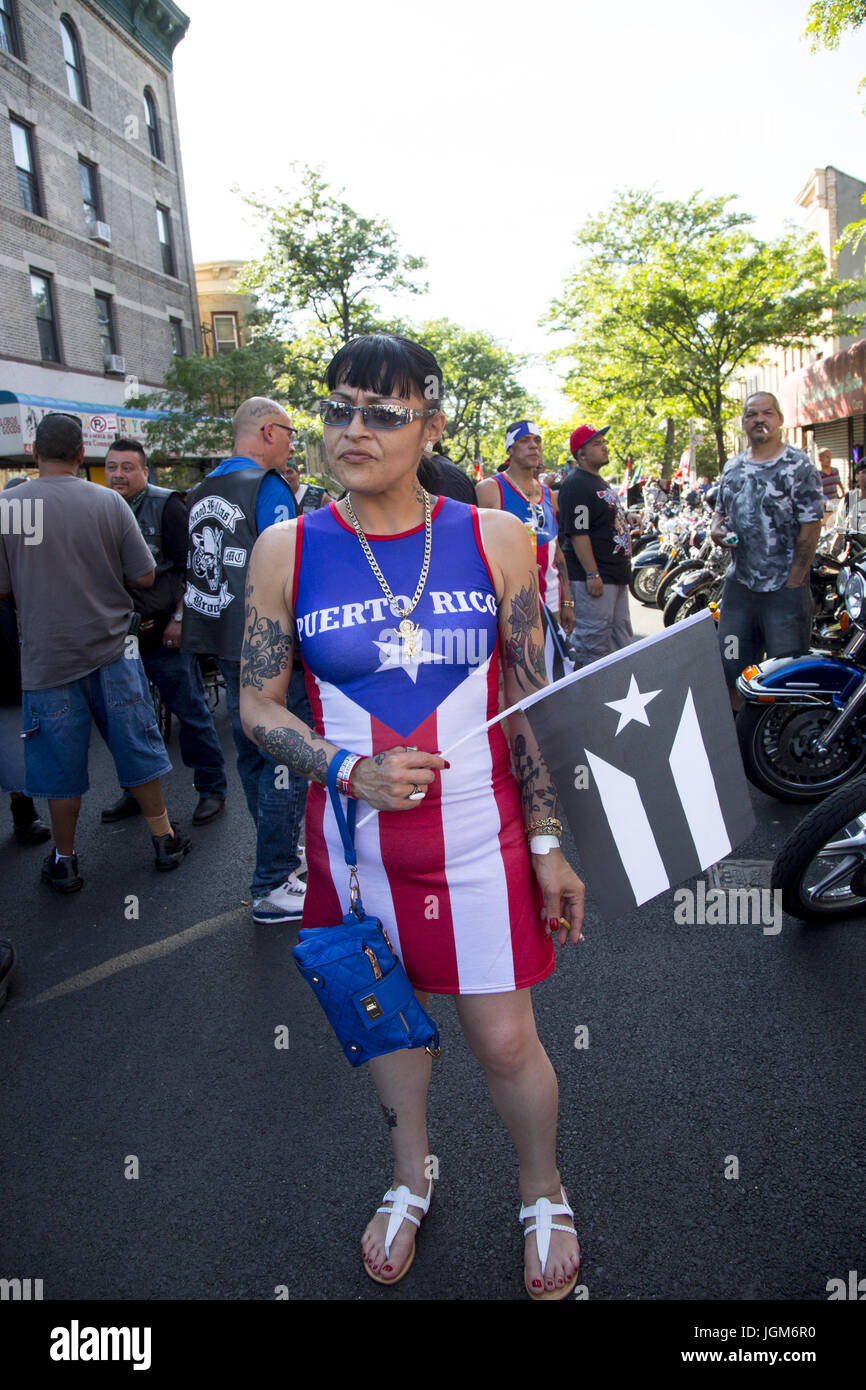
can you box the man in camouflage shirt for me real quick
[711,391,824,707]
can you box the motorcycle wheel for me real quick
[656,559,705,611]
[771,776,866,920]
[736,702,866,802]
[630,563,665,605]
[150,682,172,744]
[663,588,711,626]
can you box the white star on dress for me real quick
[605,673,662,735]
[373,633,446,685]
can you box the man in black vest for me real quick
[101,440,227,825]
[182,398,310,924]
[281,460,328,514]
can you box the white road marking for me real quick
[22,907,248,1007]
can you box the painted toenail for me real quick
[532,1279,543,1289]
[372,1265,379,1272]
[383,1264,392,1273]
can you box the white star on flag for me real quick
[605,673,662,735]
[373,634,446,684]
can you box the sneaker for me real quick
[14,815,51,846]
[41,850,84,894]
[295,846,307,877]
[252,873,306,923]
[152,826,192,872]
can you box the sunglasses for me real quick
[262,422,296,439]
[316,400,439,431]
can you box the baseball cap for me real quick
[569,424,610,456]
[505,420,541,451]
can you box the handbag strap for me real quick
[326,749,359,868]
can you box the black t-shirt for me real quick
[558,467,632,584]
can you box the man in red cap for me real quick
[558,424,634,667]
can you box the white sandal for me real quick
[364,1177,433,1285]
[519,1187,581,1300]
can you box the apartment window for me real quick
[94,292,116,363]
[156,204,175,277]
[60,16,88,106]
[143,89,162,161]
[0,0,23,58]
[169,316,184,356]
[31,272,61,362]
[78,157,101,231]
[10,118,41,215]
[212,313,239,354]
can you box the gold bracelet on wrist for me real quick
[525,817,563,840]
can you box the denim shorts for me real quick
[21,649,172,798]
[718,578,813,686]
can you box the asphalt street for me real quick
[2,598,865,1304]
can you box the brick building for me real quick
[0,0,197,478]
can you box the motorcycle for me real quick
[771,774,866,920]
[662,539,729,625]
[735,556,866,802]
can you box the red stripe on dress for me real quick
[330,494,446,539]
[298,668,341,929]
[484,642,549,987]
[470,506,498,592]
[370,710,460,993]
[291,515,304,608]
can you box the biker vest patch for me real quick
[182,467,271,659]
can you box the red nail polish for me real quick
[532,1279,542,1288]
[442,760,450,769]
[383,1264,392,1272]
[549,917,558,930]
[372,1265,379,1272]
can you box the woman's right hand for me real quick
[349,746,449,811]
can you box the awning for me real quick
[778,339,866,428]
[0,390,166,461]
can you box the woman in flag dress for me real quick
[239,334,585,1300]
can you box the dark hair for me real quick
[105,436,147,462]
[34,412,83,461]
[326,334,443,408]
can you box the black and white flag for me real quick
[522,611,754,920]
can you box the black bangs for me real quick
[325,334,443,404]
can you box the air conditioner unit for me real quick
[89,221,111,246]
[105,354,125,374]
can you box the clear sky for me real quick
[173,0,866,413]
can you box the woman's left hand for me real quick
[531,847,586,947]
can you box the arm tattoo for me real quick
[504,581,546,692]
[241,607,293,690]
[381,1105,397,1130]
[513,733,558,823]
[252,725,330,783]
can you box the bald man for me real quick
[183,397,311,924]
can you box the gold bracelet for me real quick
[525,818,562,839]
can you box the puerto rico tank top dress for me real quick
[292,496,555,995]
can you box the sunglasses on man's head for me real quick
[316,400,438,431]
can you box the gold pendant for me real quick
[398,617,422,661]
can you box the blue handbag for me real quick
[292,759,441,1068]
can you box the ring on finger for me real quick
[407,783,426,801]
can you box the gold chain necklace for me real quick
[344,490,432,662]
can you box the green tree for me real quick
[126,337,290,459]
[239,166,427,347]
[418,319,539,470]
[805,0,866,50]
[545,188,865,468]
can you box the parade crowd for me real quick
[0,331,829,1297]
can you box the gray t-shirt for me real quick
[0,474,155,690]
[717,446,824,592]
